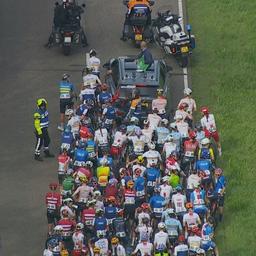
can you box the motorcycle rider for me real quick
[34,98,54,161]
[58,74,76,131]
[200,106,222,156]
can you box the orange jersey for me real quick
[128,0,150,10]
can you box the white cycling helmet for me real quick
[201,138,210,145]
[166,134,174,141]
[63,198,73,203]
[85,161,93,168]
[148,142,156,150]
[93,190,101,197]
[130,116,139,123]
[170,122,177,129]
[166,208,175,214]
[162,176,169,182]
[65,108,74,116]
[184,88,192,95]
[158,222,166,229]
[66,168,74,176]
[76,223,84,230]
[196,248,205,255]
[161,119,169,125]
[144,119,149,125]
[159,109,166,114]
[54,225,63,231]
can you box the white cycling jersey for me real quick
[88,56,101,73]
[201,114,217,131]
[171,193,186,213]
[72,231,85,250]
[113,131,127,146]
[143,150,161,167]
[80,88,95,101]
[43,249,53,256]
[178,97,197,114]
[147,113,162,130]
[175,109,191,121]
[137,212,151,225]
[187,174,201,190]
[188,235,201,251]
[67,115,81,135]
[175,121,189,138]
[95,128,108,145]
[163,142,177,158]
[136,225,153,242]
[60,205,76,219]
[111,244,126,256]
[174,244,189,256]
[83,74,101,88]
[133,242,153,256]
[183,212,200,228]
[95,238,109,255]
[154,231,169,250]
[160,184,172,201]
[128,135,147,154]
[142,127,154,142]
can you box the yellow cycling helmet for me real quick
[93,247,101,253]
[33,112,41,119]
[37,98,47,107]
[127,180,134,188]
[137,155,144,164]
[111,237,119,244]
[79,176,88,183]
[60,249,69,256]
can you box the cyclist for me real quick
[131,233,153,256]
[110,237,126,256]
[154,222,169,254]
[152,88,167,114]
[60,125,75,153]
[97,83,112,109]
[143,142,162,168]
[178,88,197,115]
[171,186,187,223]
[173,234,189,256]
[200,106,222,156]
[155,119,170,151]
[65,109,81,139]
[60,198,76,220]
[45,225,64,256]
[45,183,62,235]
[58,148,71,187]
[175,102,193,128]
[160,176,173,206]
[144,164,161,197]
[187,226,202,254]
[72,223,86,256]
[197,138,215,163]
[162,134,177,160]
[147,108,162,130]
[88,49,101,77]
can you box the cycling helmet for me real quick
[174,114,183,120]
[176,185,182,191]
[93,247,101,253]
[130,116,139,124]
[214,168,223,175]
[208,216,215,225]
[87,199,97,206]
[157,88,164,96]
[201,138,210,145]
[178,234,186,242]
[166,134,174,141]
[65,108,74,116]
[144,119,149,125]
[162,176,169,182]
[184,88,192,95]
[33,112,41,119]
[148,142,156,150]
[170,122,177,129]
[158,222,166,229]
[64,125,72,133]
[189,131,197,139]
[85,161,93,168]
[135,127,142,136]
[137,155,144,164]
[159,109,166,115]
[119,124,127,133]
[154,186,161,193]
[93,190,101,197]
[186,202,193,209]
[111,237,119,244]
[179,102,188,110]
[76,223,84,230]
[66,168,74,176]
[63,198,73,204]
[49,183,58,190]
[96,208,104,214]
[54,225,63,231]
[62,73,70,80]
[89,48,97,56]
[101,83,108,91]
[196,248,205,255]
[127,180,134,188]
[201,106,209,115]
[166,208,175,215]
[119,167,126,175]
[141,202,150,210]
[37,98,47,107]
[79,176,88,183]
[161,119,169,125]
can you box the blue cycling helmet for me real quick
[64,125,71,133]
[77,140,87,148]
[176,185,182,191]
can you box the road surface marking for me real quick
[178,0,189,89]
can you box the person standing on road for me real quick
[58,74,76,131]
[34,98,55,161]
[136,41,154,71]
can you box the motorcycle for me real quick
[152,10,195,67]
[122,0,155,46]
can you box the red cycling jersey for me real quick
[81,208,96,226]
[57,218,76,237]
[183,140,199,157]
[45,192,62,210]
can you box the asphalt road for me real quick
[0,0,189,255]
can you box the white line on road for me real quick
[178,0,189,89]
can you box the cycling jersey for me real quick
[134,176,146,198]
[154,231,169,250]
[58,154,70,175]
[190,189,206,206]
[171,193,186,213]
[96,166,110,187]
[83,74,100,88]
[74,148,88,163]
[136,225,153,242]
[124,189,136,205]
[214,175,226,194]
[144,167,160,187]
[174,244,189,256]
[130,98,142,118]
[73,184,94,202]
[175,109,191,122]
[187,235,201,252]
[169,174,180,188]
[94,128,108,146]
[57,218,76,237]
[198,148,214,161]
[46,235,63,255]
[76,104,89,117]
[164,218,182,237]
[152,97,167,112]
[72,231,85,250]
[113,217,126,238]
[142,127,154,142]
[156,127,170,145]
[137,212,151,225]
[170,131,181,152]
[187,174,201,190]
[183,140,198,157]
[113,131,127,146]
[86,139,96,157]
[62,176,74,192]
[59,81,74,99]
[94,216,108,231]
[45,192,61,211]
[183,212,200,228]
[67,116,80,135]
[133,242,153,256]
[176,121,189,138]
[127,124,140,134]
[200,114,216,131]
[149,195,165,217]
[128,135,147,154]
[81,208,96,227]
[61,131,74,147]
[97,91,112,105]
[143,150,161,167]
[95,238,109,255]
[111,244,126,256]
[196,159,212,171]
[147,113,162,130]
[88,56,101,74]
[103,106,116,125]
[160,184,172,203]
[201,223,214,240]
[178,97,196,114]
[163,142,177,158]
[105,206,117,223]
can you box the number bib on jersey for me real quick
[85,219,93,226]
[61,143,71,151]
[125,197,135,204]
[116,231,126,237]
[153,207,163,213]
[47,203,56,210]
[185,151,194,157]
[147,181,156,187]
[58,163,65,174]
[136,190,145,197]
[74,161,85,167]
[105,119,113,125]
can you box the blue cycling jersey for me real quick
[134,176,145,192]
[214,175,226,194]
[196,159,212,170]
[98,92,112,104]
[74,148,88,162]
[76,104,88,116]
[104,206,117,220]
[149,195,165,209]
[59,81,74,99]
[94,217,108,230]
[104,106,116,120]
[61,131,74,145]
[145,167,160,182]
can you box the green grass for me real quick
[187,0,256,255]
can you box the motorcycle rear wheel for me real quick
[63,45,71,56]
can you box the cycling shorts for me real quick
[218,195,225,207]
[60,98,73,114]
[201,240,216,251]
[194,205,208,215]
[47,209,59,224]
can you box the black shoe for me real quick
[34,155,43,161]
[44,150,55,158]
[120,37,127,41]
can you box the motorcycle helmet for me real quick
[37,98,47,107]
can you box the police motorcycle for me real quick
[152,10,195,67]
[50,0,87,56]
[122,0,155,46]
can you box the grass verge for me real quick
[187,0,256,255]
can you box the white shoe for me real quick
[57,125,64,131]
[218,148,222,156]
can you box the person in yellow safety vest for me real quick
[34,98,54,161]
[96,158,110,188]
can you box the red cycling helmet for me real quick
[201,106,209,115]
[101,83,108,91]
[178,234,185,242]
[189,131,197,139]
[179,102,189,110]
[191,226,200,234]
[215,168,223,175]
[49,183,58,190]
[141,203,150,210]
